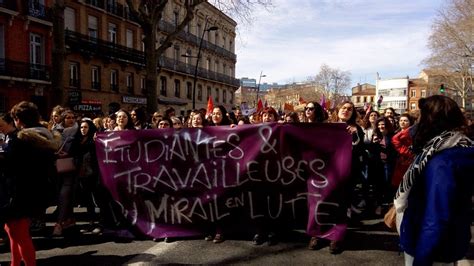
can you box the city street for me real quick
[1,211,473,265]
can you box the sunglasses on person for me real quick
[305,107,315,111]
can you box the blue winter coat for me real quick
[399,146,474,266]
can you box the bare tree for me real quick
[307,64,351,106]
[423,0,473,108]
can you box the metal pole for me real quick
[192,20,209,110]
[256,71,264,104]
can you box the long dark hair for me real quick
[210,105,231,126]
[413,95,467,152]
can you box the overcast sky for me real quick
[234,0,444,87]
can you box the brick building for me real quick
[0,0,53,117]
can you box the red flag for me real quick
[206,96,214,117]
[320,94,326,110]
[299,97,307,105]
[257,99,263,112]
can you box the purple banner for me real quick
[95,123,352,240]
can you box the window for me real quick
[229,40,233,52]
[69,62,79,88]
[88,15,98,39]
[197,84,202,101]
[222,35,226,49]
[160,76,167,96]
[223,64,226,75]
[215,60,219,72]
[215,31,219,46]
[126,72,134,94]
[207,86,211,100]
[229,91,234,104]
[30,33,44,79]
[108,23,117,44]
[206,58,210,70]
[174,46,180,61]
[174,79,180,97]
[411,90,416,97]
[110,69,118,92]
[186,82,192,99]
[411,103,416,110]
[64,7,76,31]
[215,88,219,102]
[141,34,145,51]
[174,11,179,26]
[184,49,191,65]
[197,23,202,38]
[91,66,100,90]
[126,29,133,48]
[0,25,4,72]
[141,76,146,94]
[223,90,227,103]
[421,90,426,98]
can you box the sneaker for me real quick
[91,227,102,235]
[329,240,343,254]
[267,232,277,246]
[213,233,224,244]
[308,237,319,250]
[52,224,63,237]
[204,235,213,241]
[252,234,265,245]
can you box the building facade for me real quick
[1,0,238,118]
[0,0,53,117]
[375,76,409,114]
[63,0,238,117]
[351,83,375,109]
[264,83,322,111]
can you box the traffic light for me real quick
[439,84,445,93]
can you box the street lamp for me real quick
[255,71,266,104]
[183,20,218,109]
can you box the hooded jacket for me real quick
[1,125,61,220]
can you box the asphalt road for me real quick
[1,219,473,265]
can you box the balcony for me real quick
[0,0,17,11]
[159,20,236,62]
[28,0,52,21]
[0,58,51,81]
[65,30,239,87]
[70,78,80,88]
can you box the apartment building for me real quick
[375,76,409,114]
[64,0,238,116]
[0,0,53,117]
[351,83,375,109]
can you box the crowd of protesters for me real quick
[0,95,473,265]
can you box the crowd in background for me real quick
[0,96,473,265]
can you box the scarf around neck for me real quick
[394,130,473,213]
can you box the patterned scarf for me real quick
[394,130,473,213]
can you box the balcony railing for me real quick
[0,58,51,81]
[28,0,51,21]
[65,30,239,87]
[159,20,237,62]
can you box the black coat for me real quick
[0,126,60,221]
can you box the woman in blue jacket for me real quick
[394,95,473,265]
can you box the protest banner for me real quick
[95,123,352,239]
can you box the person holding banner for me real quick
[396,95,474,265]
[203,105,233,244]
[309,101,365,253]
[304,102,327,123]
[114,110,135,131]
